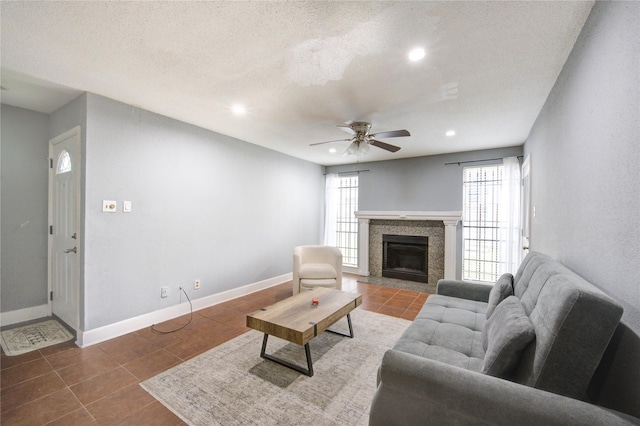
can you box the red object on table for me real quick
[312,298,319,305]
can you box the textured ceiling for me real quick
[1,1,593,165]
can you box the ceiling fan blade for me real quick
[370,129,410,139]
[310,138,353,146]
[370,139,402,153]
[337,125,356,134]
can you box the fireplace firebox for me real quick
[382,234,428,283]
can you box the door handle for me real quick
[64,247,77,254]
[522,246,529,250]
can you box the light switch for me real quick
[102,200,117,212]
[123,201,132,213]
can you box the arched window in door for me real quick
[56,150,72,174]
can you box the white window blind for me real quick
[463,165,503,282]
[335,175,358,267]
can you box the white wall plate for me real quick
[102,200,117,212]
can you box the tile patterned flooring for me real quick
[0,274,428,425]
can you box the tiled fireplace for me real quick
[354,211,462,283]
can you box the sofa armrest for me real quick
[436,279,493,302]
[370,350,639,426]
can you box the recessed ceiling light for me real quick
[408,47,426,62]
[329,148,337,154]
[231,104,246,115]
[446,130,456,137]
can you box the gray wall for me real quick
[81,94,323,330]
[326,146,524,278]
[1,105,50,312]
[524,0,639,332]
[2,94,324,332]
[523,1,639,416]
[49,93,87,141]
[328,147,522,212]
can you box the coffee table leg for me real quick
[326,313,354,338]
[304,343,313,376]
[260,334,314,377]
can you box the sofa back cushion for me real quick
[513,251,552,299]
[511,252,623,400]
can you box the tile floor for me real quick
[0,274,429,425]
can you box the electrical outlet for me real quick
[102,200,117,213]
[194,279,201,290]
[160,286,168,298]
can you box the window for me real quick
[333,175,359,267]
[56,150,72,174]
[463,165,503,282]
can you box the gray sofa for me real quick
[370,251,640,425]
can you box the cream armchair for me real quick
[292,245,343,294]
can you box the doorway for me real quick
[521,155,531,257]
[48,126,81,331]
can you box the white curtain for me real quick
[500,157,522,275]
[323,173,339,246]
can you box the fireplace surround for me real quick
[354,211,462,282]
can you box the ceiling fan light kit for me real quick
[311,121,410,157]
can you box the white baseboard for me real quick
[1,304,50,327]
[343,266,368,276]
[77,273,292,348]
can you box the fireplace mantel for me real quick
[354,211,462,280]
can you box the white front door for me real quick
[49,126,81,331]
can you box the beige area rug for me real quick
[141,309,410,426]
[0,319,74,356]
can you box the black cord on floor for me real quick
[151,287,193,334]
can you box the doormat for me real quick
[0,319,74,356]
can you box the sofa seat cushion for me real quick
[300,278,337,287]
[392,295,486,372]
[421,295,487,327]
[298,263,337,279]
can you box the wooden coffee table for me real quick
[246,288,362,376]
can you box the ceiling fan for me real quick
[311,122,410,156]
